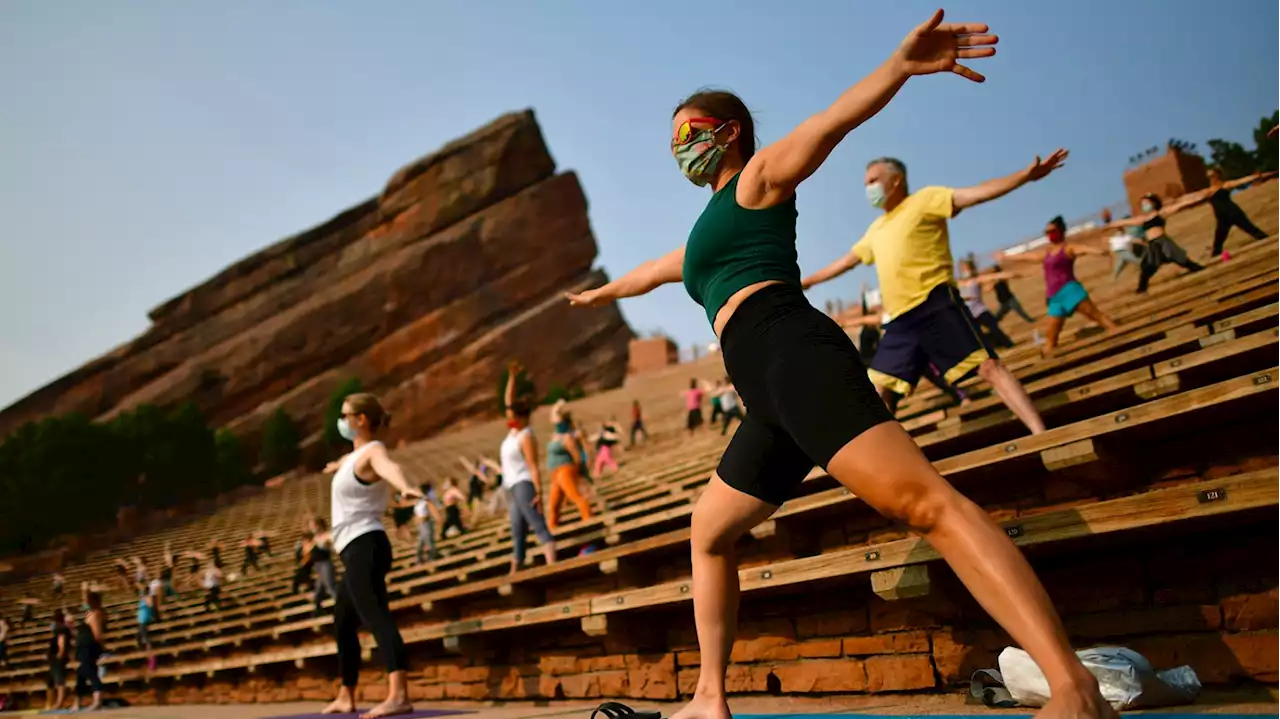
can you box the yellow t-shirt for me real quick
[851,186,956,319]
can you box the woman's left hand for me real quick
[895,9,998,83]
[565,288,609,307]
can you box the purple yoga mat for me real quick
[267,706,473,711]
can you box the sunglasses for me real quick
[673,117,725,146]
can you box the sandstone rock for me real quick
[843,630,930,656]
[865,654,936,692]
[1221,587,1279,631]
[772,659,867,692]
[0,110,633,453]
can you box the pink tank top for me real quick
[1043,247,1075,299]
[684,388,704,410]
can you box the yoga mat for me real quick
[266,710,471,719]
[736,714,1267,719]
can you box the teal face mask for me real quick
[337,417,358,441]
[673,125,727,187]
[866,182,887,209]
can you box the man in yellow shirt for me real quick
[803,150,1068,435]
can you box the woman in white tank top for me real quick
[501,361,557,573]
[321,393,422,719]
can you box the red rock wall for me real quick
[0,110,633,449]
[1124,148,1209,215]
[628,337,680,376]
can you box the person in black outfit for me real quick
[72,587,106,712]
[240,535,261,575]
[990,263,1034,322]
[293,530,315,595]
[1204,168,1268,257]
[1112,193,1203,294]
[45,608,72,711]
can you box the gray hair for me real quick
[866,157,907,182]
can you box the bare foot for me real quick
[360,696,414,718]
[322,696,355,714]
[1033,680,1119,719]
[671,692,732,719]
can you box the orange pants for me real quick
[547,464,592,530]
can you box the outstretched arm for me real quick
[504,360,523,414]
[739,10,997,206]
[566,246,685,307]
[840,314,884,329]
[995,249,1048,264]
[952,149,1069,215]
[367,445,422,500]
[957,270,1021,286]
[801,250,863,290]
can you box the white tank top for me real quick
[330,441,387,554]
[500,428,534,488]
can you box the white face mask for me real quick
[1140,201,1155,213]
[866,182,887,209]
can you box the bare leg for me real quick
[671,476,776,719]
[978,359,1045,434]
[322,685,356,714]
[826,423,1116,719]
[1075,298,1117,332]
[360,670,413,718]
[1041,315,1064,357]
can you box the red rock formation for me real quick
[0,110,633,452]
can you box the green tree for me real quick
[259,407,302,478]
[496,367,537,412]
[0,414,123,553]
[1252,111,1278,173]
[1206,138,1254,180]
[324,377,364,448]
[214,428,254,492]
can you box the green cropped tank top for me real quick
[682,173,800,326]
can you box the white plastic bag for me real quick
[997,646,1201,709]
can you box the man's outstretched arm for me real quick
[952,148,1069,215]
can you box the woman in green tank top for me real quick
[567,12,1114,719]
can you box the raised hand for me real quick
[1026,148,1070,182]
[564,288,608,308]
[895,8,998,83]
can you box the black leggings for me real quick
[994,296,1034,323]
[440,505,465,539]
[241,546,258,574]
[1212,207,1267,256]
[75,656,102,696]
[335,531,407,686]
[973,310,1013,349]
[721,407,743,435]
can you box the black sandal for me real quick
[591,702,663,719]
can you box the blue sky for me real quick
[1,0,1276,409]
